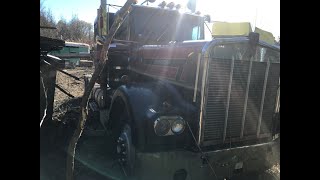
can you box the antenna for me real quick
[253,7,257,31]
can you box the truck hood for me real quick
[138,40,210,60]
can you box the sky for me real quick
[41,0,280,39]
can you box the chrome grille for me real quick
[260,64,280,134]
[203,59,231,142]
[243,62,267,136]
[201,58,280,146]
[226,61,250,138]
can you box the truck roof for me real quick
[130,4,203,18]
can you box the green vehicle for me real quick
[50,41,91,68]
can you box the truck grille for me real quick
[201,58,280,146]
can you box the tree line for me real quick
[40,2,94,46]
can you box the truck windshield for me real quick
[175,14,204,41]
[130,6,204,44]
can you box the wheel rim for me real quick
[116,124,135,176]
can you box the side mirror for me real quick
[249,32,260,46]
[204,14,211,22]
[187,0,196,13]
[247,32,260,57]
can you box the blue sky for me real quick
[41,0,126,23]
[41,0,279,39]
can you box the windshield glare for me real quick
[131,8,204,44]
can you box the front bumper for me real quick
[134,140,279,180]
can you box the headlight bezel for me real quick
[171,117,185,135]
[153,116,185,136]
[153,118,171,136]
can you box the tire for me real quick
[109,99,136,177]
[117,124,136,177]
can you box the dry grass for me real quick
[53,67,93,122]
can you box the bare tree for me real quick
[67,15,93,43]
[56,18,69,40]
[65,0,135,179]
[40,2,57,38]
[40,2,93,44]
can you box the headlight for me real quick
[154,118,171,136]
[171,118,185,134]
[154,116,185,136]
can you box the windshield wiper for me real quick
[204,21,213,39]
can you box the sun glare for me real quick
[196,0,279,38]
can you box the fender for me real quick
[108,81,198,150]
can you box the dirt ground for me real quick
[41,67,280,180]
[52,67,94,123]
[54,67,94,108]
[41,67,115,180]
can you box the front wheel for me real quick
[116,123,136,177]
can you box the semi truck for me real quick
[85,1,280,179]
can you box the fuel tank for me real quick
[92,87,112,109]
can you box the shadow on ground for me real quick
[40,98,125,180]
[40,98,280,180]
